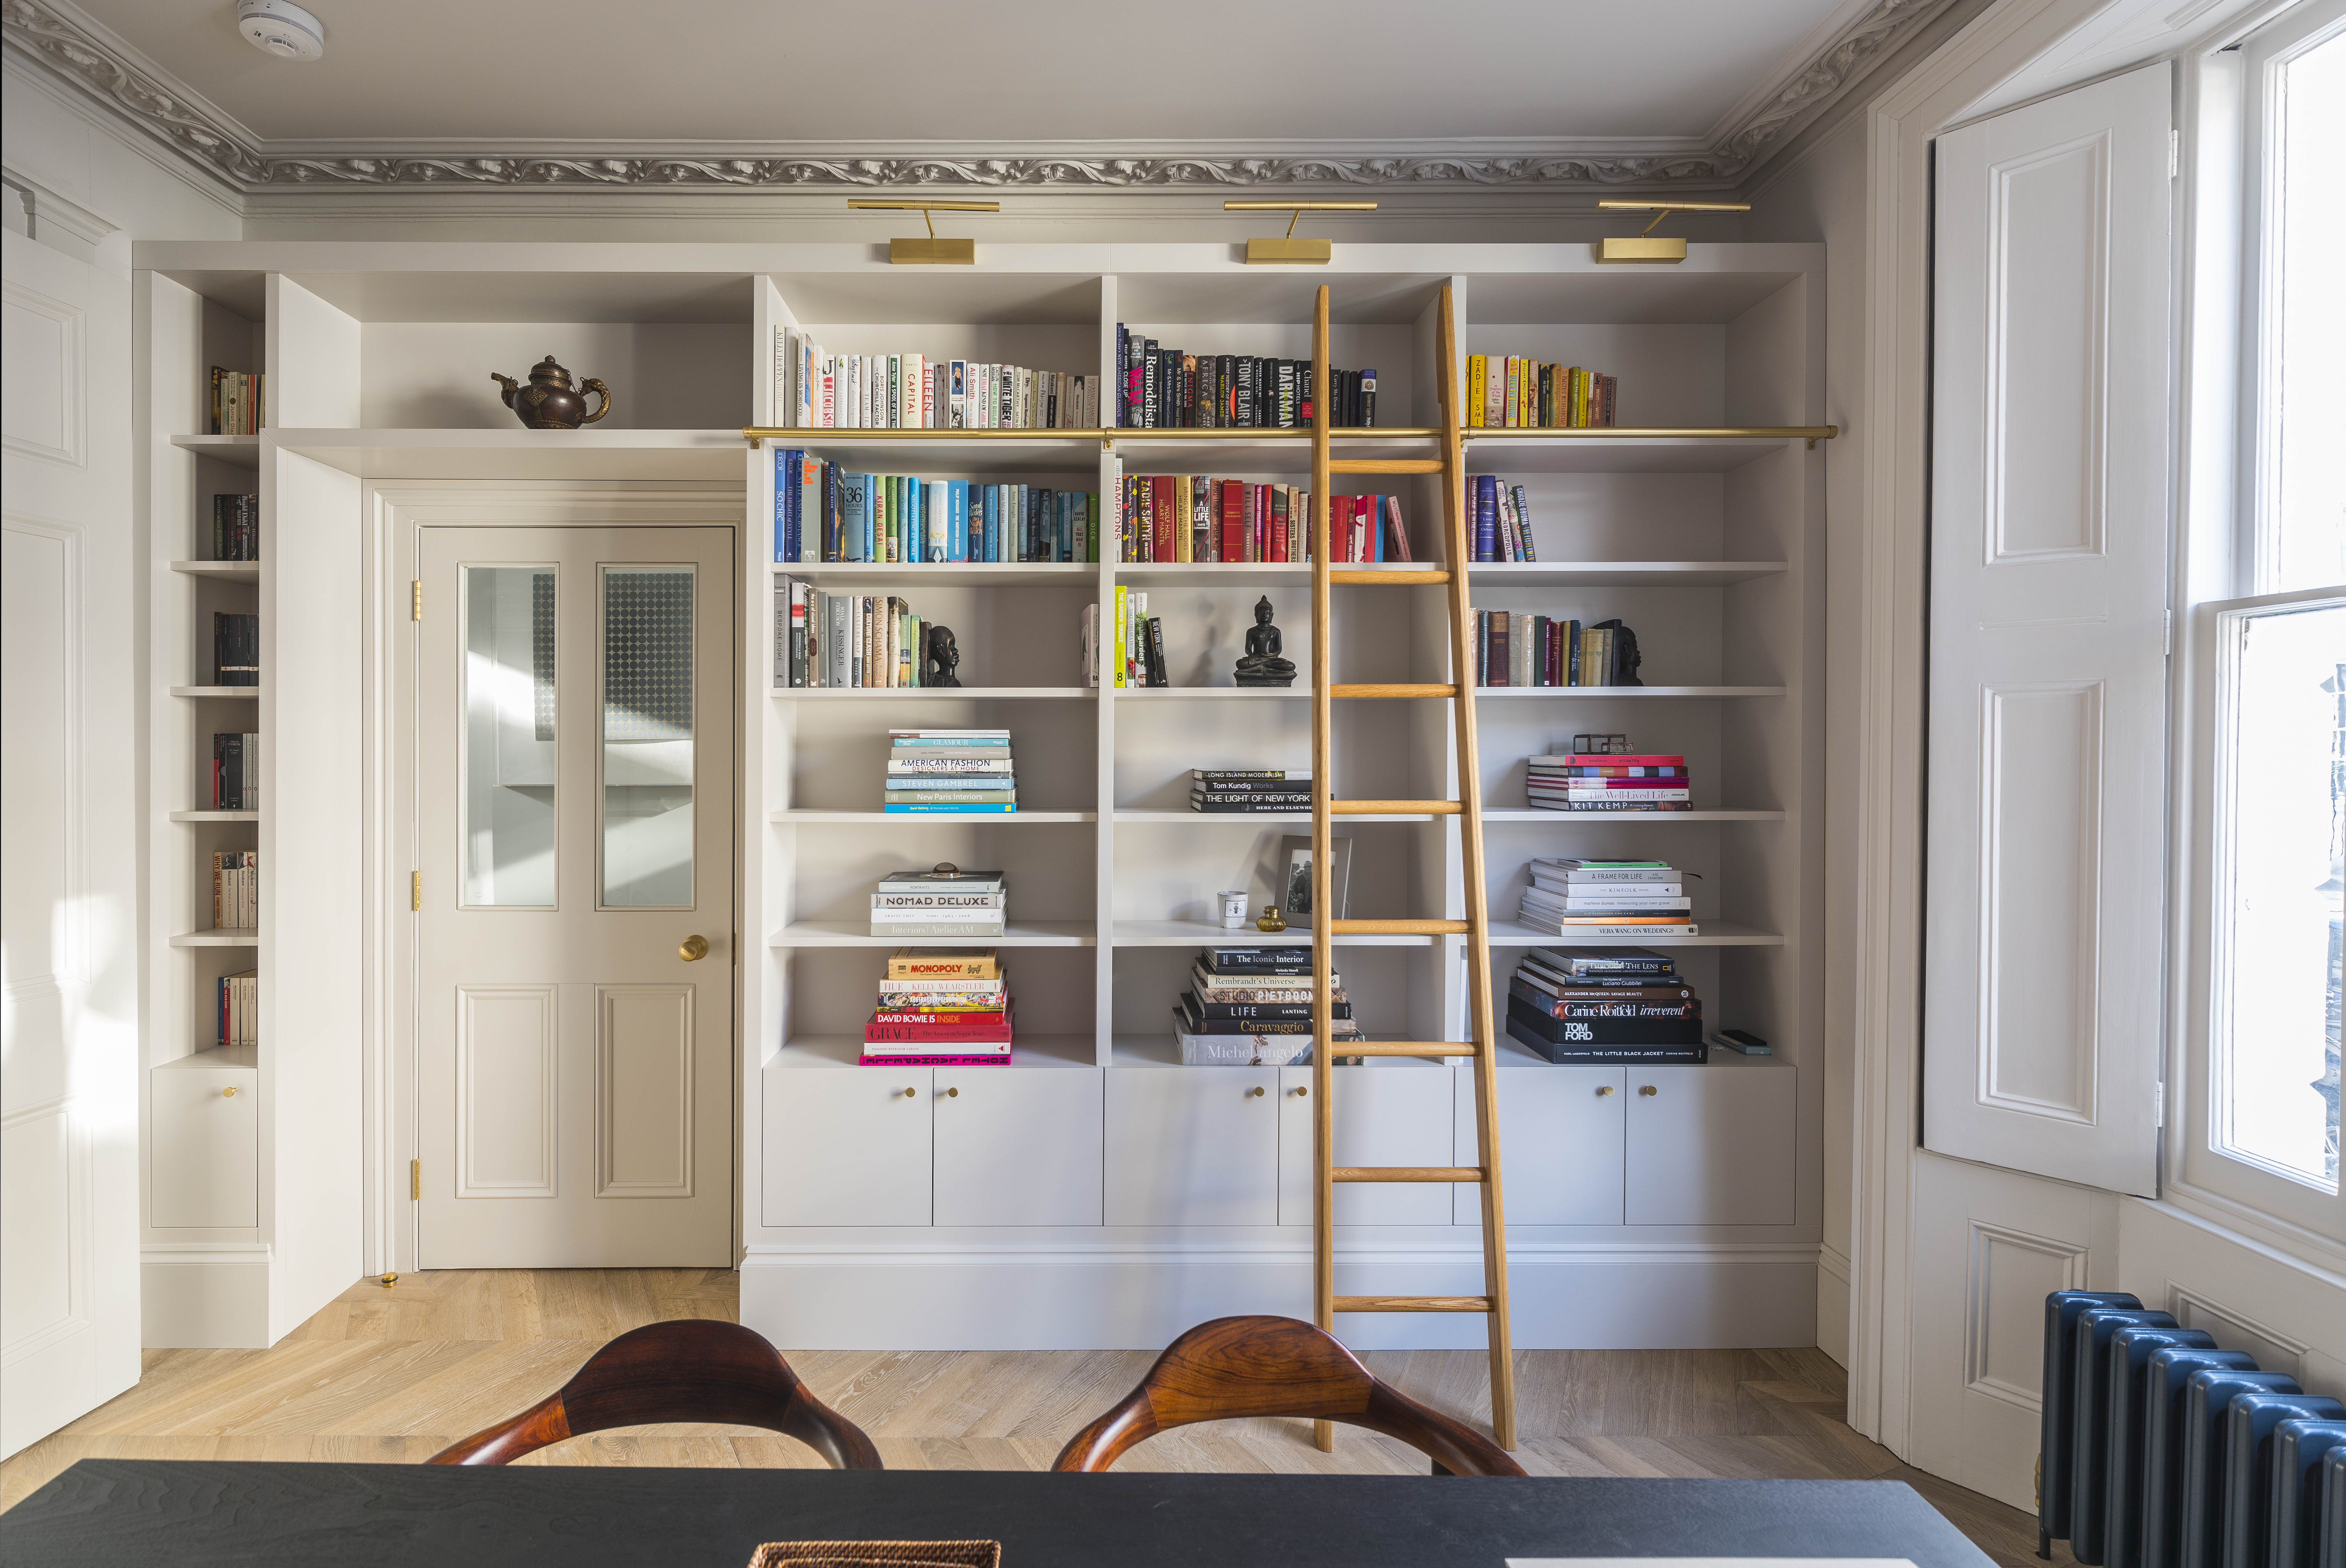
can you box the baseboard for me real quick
[140,1244,273,1349]
[741,1243,1819,1350]
[1816,1244,1852,1368]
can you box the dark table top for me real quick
[0,1460,1995,1567]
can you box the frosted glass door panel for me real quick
[601,565,694,908]
[461,565,556,907]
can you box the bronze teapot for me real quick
[491,356,612,430]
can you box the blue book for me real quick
[842,473,868,562]
[948,481,970,561]
[773,447,790,563]
[823,461,841,561]
[884,802,1020,813]
[1055,490,1070,562]
[1023,486,1039,562]
[1475,475,1498,562]
[981,485,999,563]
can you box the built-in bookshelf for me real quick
[137,243,1822,1354]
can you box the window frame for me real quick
[2172,0,2346,1252]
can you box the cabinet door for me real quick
[1623,1062,1795,1225]
[1104,1068,1279,1227]
[933,1069,1102,1227]
[150,1065,258,1227]
[1455,1064,1626,1227]
[762,1067,932,1226]
[1279,1063,1454,1225]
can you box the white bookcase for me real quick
[134,242,1821,1353]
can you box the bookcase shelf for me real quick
[772,1033,1098,1070]
[169,928,259,947]
[1109,920,1434,948]
[170,810,260,823]
[772,687,1092,701]
[1472,685,1787,699]
[1482,808,1786,823]
[269,428,747,481]
[772,563,1094,586]
[1483,920,1785,948]
[169,433,259,467]
[770,919,1097,948]
[1114,811,1435,824]
[1466,561,1786,587]
[171,560,262,583]
[771,810,1097,824]
[170,685,261,699]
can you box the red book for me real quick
[1385,495,1412,562]
[870,1009,1010,1025]
[1220,479,1243,563]
[865,1016,1015,1043]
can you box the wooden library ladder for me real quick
[1307,281,1515,1452]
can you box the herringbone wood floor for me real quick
[0,1269,2066,1565]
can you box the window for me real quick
[2183,0,2346,1244]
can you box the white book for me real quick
[1527,894,1695,912]
[773,326,789,426]
[903,353,922,428]
[861,1040,1012,1056]
[1530,874,1681,896]
[949,359,966,428]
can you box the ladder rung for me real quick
[1329,569,1453,585]
[1330,683,1458,699]
[1344,1041,1478,1058]
[1329,458,1444,475]
[1332,1166,1485,1183]
[1330,918,1470,935]
[1332,1295,1496,1314]
[1331,799,1461,816]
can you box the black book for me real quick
[1504,1013,1708,1064]
[1233,356,1257,429]
[213,612,259,686]
[213,732,242,810]
[1509,978,1699,1020]
[1506,997,1704,1046]
[1527,945,1677,976]
[1214,355,1235,427]
[1025,488,1043,562]
[1143,343,1162,429]
[1202,949,1312,974]
[1193,769,1288,780]
[1297,362,1315,427]
[1175,1001,1356,1037]
[1191,777,1310,793]
[1145,616,1170,688]
[1272,361,1297,428]
[1186,996,1354,1022]
[824,462,842,561]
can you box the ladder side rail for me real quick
[1310,283,1339,1454]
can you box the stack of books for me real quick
[861,948,1011,1066]
[211,732,259,810]
[1103,588,1166,688]
[208,367,264,435]
[1476,618,1641,687]
[1116,330,1377,428]
[1175,948,1356,1065]
[214,969,257,1050]
[1524,753,1689,812]
[1191,770,1311,813]
[1465,355,1616,428]
[1515,857,1696,937]
[884,731,1015,816]
[1470,477,1537,561]
[772,452,1098,565]
[212,850,258,930]
[1117,477,1409,564]
[870,864,1006,937]
[212,494,258,560]
[773,586,937,688]
[1504,946,1704,1062]
[213,612,258,687]
[773,337,1097,430]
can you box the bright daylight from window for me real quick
[2263,25,2346,591]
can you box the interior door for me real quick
[416,526,735,1267]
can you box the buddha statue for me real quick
[1232,596,1298,688]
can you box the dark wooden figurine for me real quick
[925,623,962,687]
[427,1318,881,1468]
[1050,1314,1524,1475]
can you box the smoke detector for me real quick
[237,0,325,60]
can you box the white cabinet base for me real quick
[139,1245,273,1349]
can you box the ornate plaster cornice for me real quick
[3,0,1958,199]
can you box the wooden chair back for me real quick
[428,1318,882,1468]
[1050,1314,1524,1475]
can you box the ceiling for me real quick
[73,0,1860,145]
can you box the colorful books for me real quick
[770,450,1096,566]
[1526,756,1690,813]
[1476,616,1644,687]
[858,949,1011,1065]
[1468,477,1540,562]
[774,585,955,689]
[211,850,257,929]
[215,969,257,1050]
[772,333,1096,430]
[881,732,1014,818]
[1114,476,1408,563]
[1114,330,1376,429]
[1463,355,1617,429]
[209,368,264,435]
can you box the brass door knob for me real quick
[1596,1085,1614,1097]
[1638,1085,1658,1097]
[679,935,709,961]
[946,1087,959,1098]
[1250,1085,1266,1098]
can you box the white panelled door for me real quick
[0,230,139,1456]
[417,527,735,1267]
[1925,62,2173,1198]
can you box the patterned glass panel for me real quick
[601,566,694,907]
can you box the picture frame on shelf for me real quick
[1276,835,1352,930]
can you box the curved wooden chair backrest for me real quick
[1050,1315,1524,1476]
[428,1318,882,1469]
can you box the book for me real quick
[869,923,1006,939]
[874,868,1009,891]
[1175,1030,1314,1066]
[1530,858,1674,877]
[1528,946,1677,976]
[1190,963,1339,995]
[212,494,259,560]
[887,949,1000,979]
[1503,1017,1706,1064]
[885,803,1021,814]
[1506,997,1704,1047]
[1193,769,1291,780]
[858,1053,1011,1067]
[877,979,1006,1001]
[211,731,257,810]
[867,1005,1013,1043]
[871,893,1007,910]
[1710,1029,1772,1055]
[1184,997,1351,1021]
[213,612,258,686]
[1511,972,1696,1004]
[1515,917,1698,938]
[1201,948,1313,974]
[1508,979,1699,1020]
[1174,1002,1359,1037]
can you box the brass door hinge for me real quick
[411,871,422,910]
[410,1159,421,1200]
[412,580,423,620]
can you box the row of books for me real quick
[214,969,257,1050]
[1176,948,1356,1065]
[883,733,1016,817]
[211,494,259,561]
[1119,478,1411,564]
[213,612,258,687]
[1475,614,1642,687]
[208,367,264,436]
[1515,857,1694,936]
[1465,356,1617,429]
[211,732,259,811]
[773,334,1100,430]
[1086,590,1168,689]
[1505,946,1703,1062]
[861,948,1011,1066]
[1525,754,1690,814]
[211,850,258,930]
[1470,477,1539,562]
[772,584,935,688]
[1116,329,1376,429]
[1191,769,1310,813]
[772,452,1098,564]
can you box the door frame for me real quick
[364,481,744,1279]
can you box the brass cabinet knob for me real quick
[1294,1086,1309,1098]
[679,935,709,962]
[1638,1085,1658,1097]
[900,1087,916,1099]
[222,1086,239,1098]
[1250,1085,1266,1098]
[946,1087,959,1098]
[1595,1085,1614,1097]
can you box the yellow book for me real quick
[1503,357,1520,428]
[1113,584,1127,688]
[1175,475,1193,562]
[1576,368,1591,428]
[1467,354,1486,427]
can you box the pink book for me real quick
[858,1053,1011,1067]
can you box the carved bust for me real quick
[924,623,962,688]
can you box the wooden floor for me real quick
[0,1269,2065,1565]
